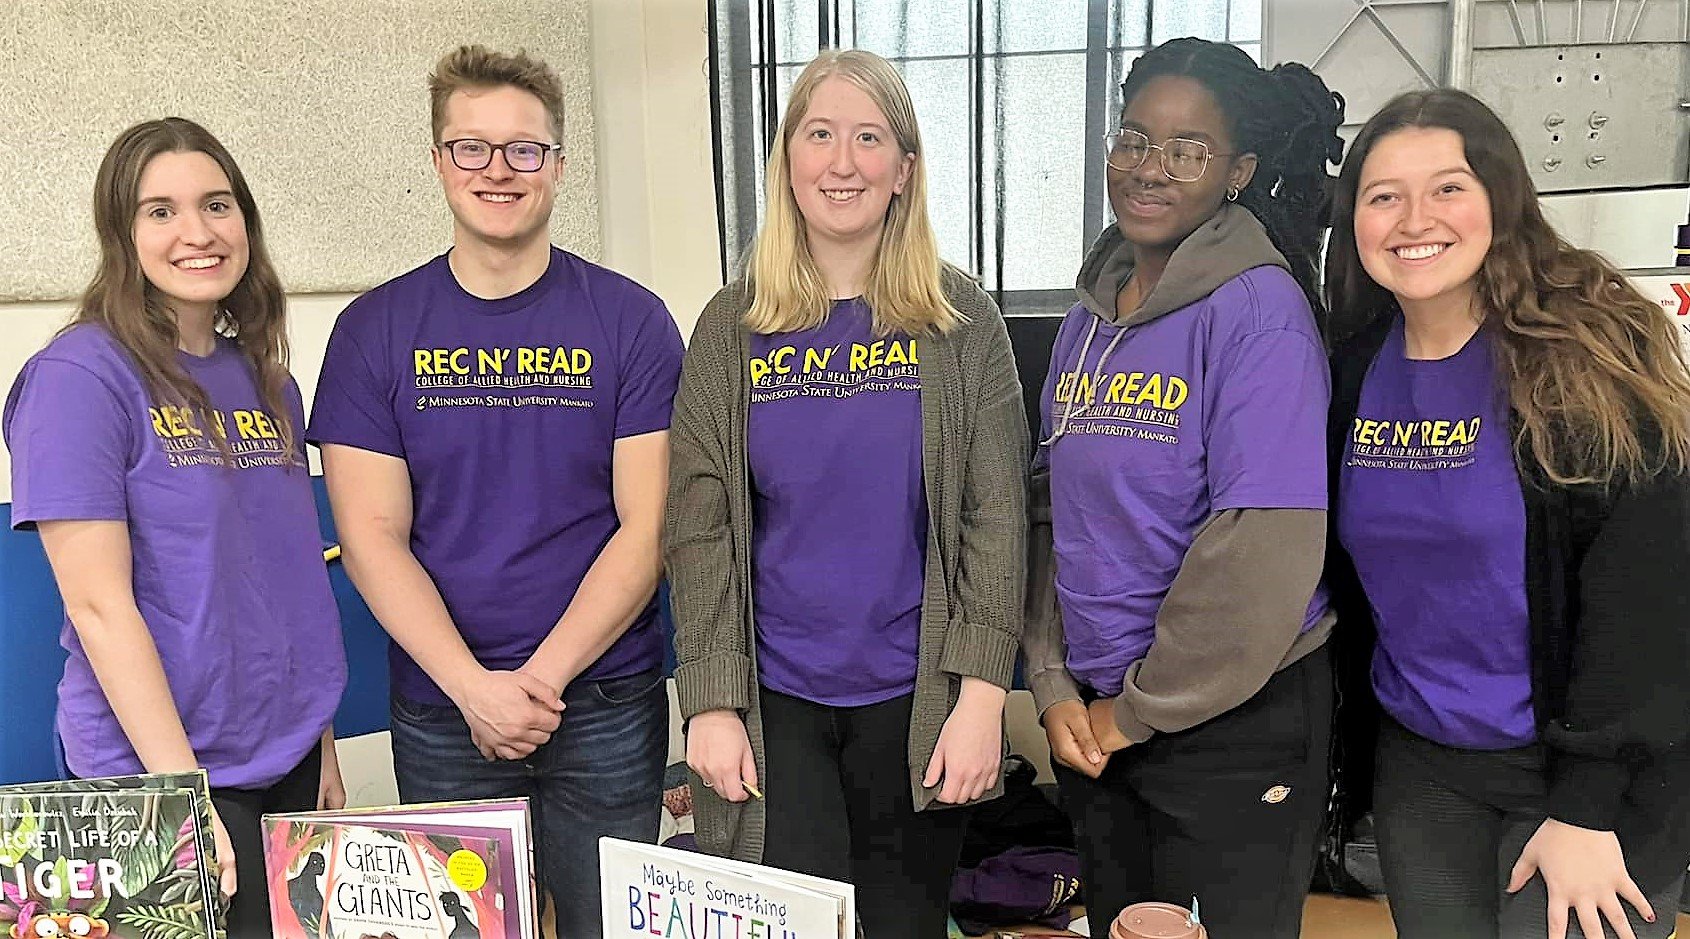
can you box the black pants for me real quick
[214,745,323,938]
[1054,644,1331,939]
[758,688,971,939]
[1375,717,1690,939]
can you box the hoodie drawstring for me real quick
[1040,313,1129,447]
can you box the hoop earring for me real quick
[1225,186,1240,202]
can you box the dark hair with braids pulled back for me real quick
[1119,38,1346,327]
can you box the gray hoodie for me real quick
[1024,203,1334,742]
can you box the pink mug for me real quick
[1109,901,1207,939]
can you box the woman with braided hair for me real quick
[1022,38,1345,938]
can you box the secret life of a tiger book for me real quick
[263,798,536,939]
[0,770,223,939]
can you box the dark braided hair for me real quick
[1119,39,1346,329]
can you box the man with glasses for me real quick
[309,44,682,938]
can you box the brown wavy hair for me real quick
[1326,89,1690,487]
[73,117,294,460]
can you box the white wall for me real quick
[0,0,724,500]
[0,1,602,303]
[591,0,726,338]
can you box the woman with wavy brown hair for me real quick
[3,117,347,936]
[1325,88,1690,939]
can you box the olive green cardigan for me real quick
[664,267,1029,863]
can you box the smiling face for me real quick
[1108,74,1255,258]
[131,150,250,322]
[432,84,562,250]
[786,76,915,259]
[1352,126,1493,318]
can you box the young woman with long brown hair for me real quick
[3,118,347,936]
[1326,88,1690,939]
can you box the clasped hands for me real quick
[1042,696,1133,778]
[455,667,567,761]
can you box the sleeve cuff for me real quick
[674,652,752,720]
[613,417,673,440]
[9,500,127,529]
[1027,667,1082,716]
[939,620,1020,690]
[306,433,405,460]
[1546,753,1633,831]
[1111,696,1158,745]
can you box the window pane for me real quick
[1230,0,1262,43]
[988,0,1089,54]
[1109,0,1152,49]
[987,52,1088,291]
[853,0,971,57]
[1153,0,1228,45]
[895,58,975,270]
[780,2,820,64]
[713,0,1266,282]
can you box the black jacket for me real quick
[1327,315,1690,834]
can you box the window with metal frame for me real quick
[707,0,1261,316]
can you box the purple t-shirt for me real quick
[1337,319,1534,749]
[748,300,925,706]
[1039,266,1330,694]
[307,248,683,704]
[4,325,346,789]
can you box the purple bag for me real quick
[950,846,1082,934]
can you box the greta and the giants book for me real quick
[264,799,537,939]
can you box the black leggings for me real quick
[213,745,323,938]
[1375,718,1690,939]
[757,688,971,939]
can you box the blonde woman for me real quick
[666,49,1028,939]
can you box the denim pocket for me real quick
[589,667,666,706]
[389,693,461,727]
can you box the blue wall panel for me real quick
[0,479,393,785]
[0,504,70,785]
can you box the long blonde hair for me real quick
[1327,90,1690,487]
[743,49,963,337]
[74,117,295,461]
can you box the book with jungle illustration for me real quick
[0,770,222,939]
[263,799,535,939]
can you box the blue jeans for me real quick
[389,667,668,939]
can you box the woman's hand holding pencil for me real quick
[687,709,763,802]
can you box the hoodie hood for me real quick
[1075,202,1290,327]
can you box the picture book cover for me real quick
[264,799,535,939]
[600,838,855,939]
[0,771,222,939]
